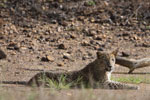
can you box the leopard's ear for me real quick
[96,51,104,58]
[111,48,119,57]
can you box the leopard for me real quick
[27,49,139,90]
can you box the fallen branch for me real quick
[116,56,150,74]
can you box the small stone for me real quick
[8,42,16,47]
[120,28,124,31]
[0,18,5,27]
[83,28,96,36]
[97,48,104,51]
[89,17,95,22]
[124,37,129,40]
[103,1,109,6]
[57,27,62,32]
[94,35,102,40]
[78,16,85,21]
[51,20,57,24]
[133,35,138,40]
[85,30,97,37]
[46,55,55,62]
[14,72,20,75]
[101,26,105,29]
[93,45,100,50]
[14,45,20,50]
[7,42,20,51]
[90,40,95,44]
[122,33,130,37]
[11,52,16,55]
[0,49,6,59]
[21,47,28,50]
[102,34,107,39]
[59,21,68,26]
[63,53,71,59]
[58,44,67,49]
[90,30,97,35]
[142,43,150,47]
[57,62,64,66]
[81,41,90,46]
[41,57,48,62]
[41,55,54,62]
[70,34,76,39]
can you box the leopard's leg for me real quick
[103,81,139,90]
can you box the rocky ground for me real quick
[0,0,150,99]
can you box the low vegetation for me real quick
[46,75,73,89]
[39,75,149,89]
[111,76,150,84]
[39,75,84,89]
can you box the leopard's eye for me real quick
[111,58,115,61]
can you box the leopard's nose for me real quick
[109,65,112,68]
[105,67,112,71]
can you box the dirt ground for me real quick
[0,0,150,99]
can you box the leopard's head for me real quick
[96,49,118,72]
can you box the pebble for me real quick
[94,35,102,40]
[46,55,55,62]
[81,41,90,46]
[41,55,54,62]
[142,43,150,48]
[63,53,71,59]
[70,34,76,39]
[57,62,64,66]
[7,43,20,51]
[58,43,67,49]
[0,49,7,59]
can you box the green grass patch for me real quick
[46,75,73,89]
[85,0,96,6]
[145,26,150,30]
[111,76,150,84]
[39,74,84,89]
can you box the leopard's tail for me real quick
[0,81,27,85]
